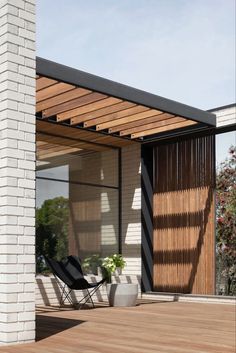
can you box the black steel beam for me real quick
[143,123,236,147]
[36,57,216,127]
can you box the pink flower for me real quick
[217,217,224,224]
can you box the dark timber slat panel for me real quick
[153,135,215,294]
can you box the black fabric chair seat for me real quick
[45,255,106,308]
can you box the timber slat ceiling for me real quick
[36,76,202,142]
[36,120,135,150]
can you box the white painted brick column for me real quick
[0,0,36,345]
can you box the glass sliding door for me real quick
[36,133,119,274]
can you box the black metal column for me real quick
[118,148,122,254]
[141,145,153,292]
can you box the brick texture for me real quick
[0,0,36,345]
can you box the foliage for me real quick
[36,197,69,273]
[82,254,103,274]
[216,145,236,295]
[102,254,126,282]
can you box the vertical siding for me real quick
[153,136,215,294]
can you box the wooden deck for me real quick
[0,301,235,353]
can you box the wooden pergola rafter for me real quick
[36,57,216,146]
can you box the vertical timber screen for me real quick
[153,135,215,294]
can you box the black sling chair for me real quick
[45,256,106,309]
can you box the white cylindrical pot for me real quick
[107,283,138,307]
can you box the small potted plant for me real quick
[102,254,138,306]
[110,254,126,276]
[102,254,126,283]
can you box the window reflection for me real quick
[36,133,119,274]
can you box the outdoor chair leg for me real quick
[59,284,66,306]
[54,276,73,307]
[62,288,73,306]
[85,289,95,308]
[74,283,103,309]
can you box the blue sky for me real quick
[37,0,235,111]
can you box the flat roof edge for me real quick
[36,57,216,127]
[207,103,236,112]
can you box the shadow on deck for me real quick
[36,314,85,341]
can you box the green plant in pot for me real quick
[102,254,126,283]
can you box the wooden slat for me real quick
[37,144,80,156]
[36,120,136,149]
[58,97,122,122]
[36,87,91,112]
[37,132,106,152]
[37,132,107,152]
[131,120,197,138]
[42,92,106,118]
[37,82,75,102]
[2,302,234,353]
[110,113,174,134]
[120,116,184,136]
[36,77,58,91]
[71,101,135,126]
[37,145,81,159]
[96,109,163,131]
[35,75,211,143]
[153,136,215,294]
[83,105,149,129]
[37,133,82,150]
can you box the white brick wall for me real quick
[122,144,141,275]
[210,104,236,127]
[0,0,36,345]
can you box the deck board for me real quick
[0,301,235,353]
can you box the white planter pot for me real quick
[107,283,138,307]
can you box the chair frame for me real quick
[45,256,105,309]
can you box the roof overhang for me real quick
[36,57,216,146]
